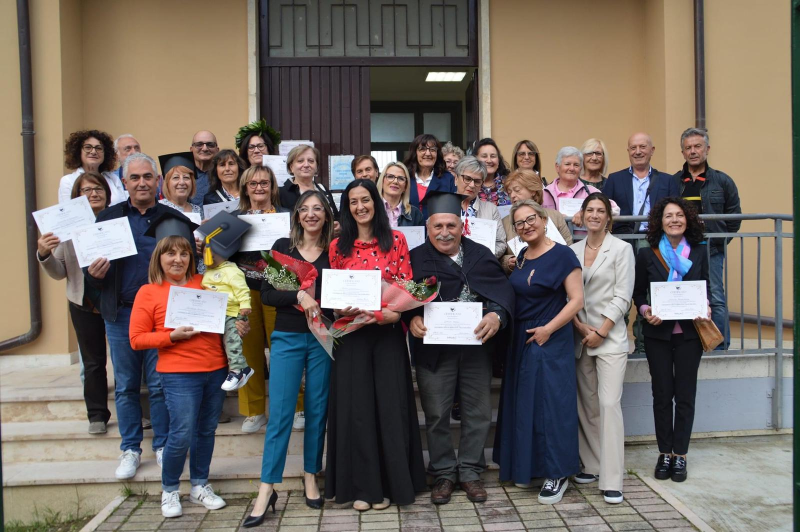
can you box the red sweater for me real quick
[129,275,228,373]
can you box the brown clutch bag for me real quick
[693,319,723,352]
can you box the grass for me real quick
[4,508,92,532]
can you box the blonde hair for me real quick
[162,165,197,203]
[238,165,280,211]
[286,144,321,176]
[441,141,465,159]
[580,138,609,176]
[148,236,195,285]
[510,199,548,233]
[505,169,544,204]
[376,162,412,214]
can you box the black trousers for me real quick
[644,333,702,455]
[69,303,111,423]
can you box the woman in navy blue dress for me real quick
[494,199,584,505]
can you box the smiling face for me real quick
[555,155,582,182]
[245,168,273,206]
[627,133,655,170]
[166,170,193,203]
[124,159,158,206]
[116,137,141,164]
[191,131,219,164]
[681,135,710,169]
[513,205,544,245]
[583,146,604,173]
[246,135,268,166]
[661,202,687,240]
[416,141,437,171]
[216,156,240,187]
[77,177,108,212]
[354,159,378,182]
[81,136,105,168]
[381,165,408,199]
[160,246,191,283]
[298,195,327,234]
[477,145,499,177]
[444,153,460,173]
[348,185,374,227]
[427,213,462,256]
[291,148,318,180]
[582,199,609,234]
[515,147,537,171]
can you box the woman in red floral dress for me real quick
[324,179,426,510]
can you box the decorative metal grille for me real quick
[268,0,471,58]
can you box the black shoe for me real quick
[302,478,323,509]
[243,490,278,528]
[538,477,568,504]
[654,454,672,480]
[572,472,598,484]
[451,402,461,421]
[670,456,687,482]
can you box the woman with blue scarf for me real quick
[633,197,711,484]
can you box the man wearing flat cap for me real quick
[404,191,515,505]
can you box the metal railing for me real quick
[570,213,794,428]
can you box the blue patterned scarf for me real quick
[658,234,692,281]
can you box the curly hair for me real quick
[64,130,116,172]
[645,196,704,247]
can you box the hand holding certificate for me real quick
[164,286,228,334]
[32,196,96,242]
[321,269,382,311]
[423,302,483,345]
[650,281,708,320]
[72,218,138,267]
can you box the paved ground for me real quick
[93,474,698,532]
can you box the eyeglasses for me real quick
[247,181,271,189]
[584,151,604,159]
[192,141,218,149]
[82,144,104,153]
[80,186,105,195]
[417,146,437,154]
[298,206,326,215]
[512,214,540,230]
[384,174,408,184]
[459,175,483,187]
[517,151,537,159]
[247,143,267,152]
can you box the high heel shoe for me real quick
[242,490,278,528]
[302,478,324,509]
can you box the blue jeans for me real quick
[261,331,331,483]
[160,368,227,492]
[105,307,168,453]
[709,249,730,349]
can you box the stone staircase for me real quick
[0,362,502,522]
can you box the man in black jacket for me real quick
[405,192,514,505]
[675,127,741,349]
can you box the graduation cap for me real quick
[421,191,468,217]
[158,152,196,177]
[195,211,252,265]
[144,209,199,247]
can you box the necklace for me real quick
[586,241,601,251]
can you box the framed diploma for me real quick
[239,213,291,251]
[558,198,584,218]
[329,155,355,190]
[320,269,382,310]
[72,218,138,267]
[462,217,496,254]
[32,196,96,241]
[423,302,483,345]
[164,286,228,334]
[650,280,707,320]
[396,226,426,250]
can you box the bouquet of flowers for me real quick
[261,250,336,358]
[329,275,440,338]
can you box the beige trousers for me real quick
[576,349,627,491]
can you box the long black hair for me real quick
[646,196,705,247]
[337,179,393,257]
[403,134,447,179]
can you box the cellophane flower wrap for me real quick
[261,250,336,358]
[330,275,440,339]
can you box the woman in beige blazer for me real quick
[569,193,634,505]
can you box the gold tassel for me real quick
[203,227,223,266]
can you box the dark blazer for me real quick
[604,167,680,234]
[397,204,425,226]
[632,244,710,341]
[408,171,457,219]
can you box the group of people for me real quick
[37,122,740,519]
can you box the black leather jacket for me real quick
[675,163,741,251]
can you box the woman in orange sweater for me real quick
[130,235,230,519]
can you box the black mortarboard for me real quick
[158,151,196,177]
[144,209,199,247]
[195,211,252,264]
[421,191,467,217]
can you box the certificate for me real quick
[497,204,512,219]
[164,286,228,334]
[329,155,355,190]
[507,236,526,257]
[650,281,708,320]
[321,269,382,310]
[184,212,202,225]
[32,196,95,241]
[423,302,483,345]
[262,155,292,184]
[278,140,314,157]
[239,213,291,251]
[462,217,496,253]
[72,218,138,267]
[202,200,239,220]
[545,218,566,245]
[396,226,426,250]
[558,198,584,218]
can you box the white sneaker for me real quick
[242,414,267,433]
[293,411,305,431]
[221,367,254,392]
[190,483,227,510]
[115,449,141,480]
[156,447,164,469]
[161,490,182,518]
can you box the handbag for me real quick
[652,248,723,351]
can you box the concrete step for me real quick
[1,410,499,462]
